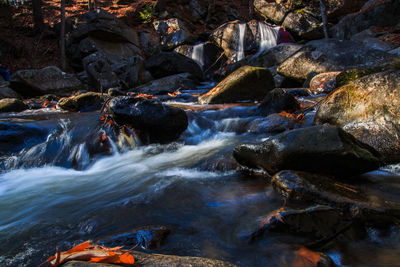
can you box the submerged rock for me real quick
[10,66,83,97]
[250,205,351,244]
[277,39,398,81]
[199,66,274,104]
[100,226,170,250]
[233,125,382,176]
[271,170,400,220]
[108,96,188,144]
[314,70,400,163]
[248,113,300,134]
[257,88,300,116]
[0,98,28,113]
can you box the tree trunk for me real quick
[320,0,329,39]
[32,0,44,33]
[88,0,93,11]
[93,0,97,10]
[60,0,66,71]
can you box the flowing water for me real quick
[191,43,205,69]
[236,24,246,62]
[257,22,279,53]
[0,94,400,266]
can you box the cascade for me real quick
[237,23,246,62]
[191,43,205,69]
[258,22,279,53]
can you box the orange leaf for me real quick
[90,252,135,264]
[292,247,321,267]
[65,241,93,254]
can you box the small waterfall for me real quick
[258,22,279,53]
[191,43,205,69]
[237,23,246,62]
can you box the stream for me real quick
[0,91,400,266]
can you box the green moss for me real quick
[336,68,376,87]
[391,59,400,70]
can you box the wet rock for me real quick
[199,66,274,104]
[335,67,380,87]
[314,70,400,163]
[145,51,203,81]
[0,98,28,113]
[282,11,322,39]
[250,205,352,244]
[63,251,237,267]
[309,72,340,94]
[153,18,193,49]
[330,0,400,40]
[10,66,83,97]
[0,122,48,155]
[133,73,194,95]
[108,96,188,144]
[233,125,382,176]
[271,170,400,219]
[56,97,79,112]
[100,226,170,250]
[73,92,104,112]
[257,88,300,116]
[277,39,398,81]
[248,113,300,134]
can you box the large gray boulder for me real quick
[330,0,400,40]
[145,52,204,81]
[108,96,188,144]
[10,66,83,97]
[277,39,398,80]
[314,70,400,163]
[233,125,382,176]
[199,66,275,104]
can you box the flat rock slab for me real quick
[62,251,237,266]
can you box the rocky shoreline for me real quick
[1,0,400,266]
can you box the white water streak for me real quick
[192,43,205,68]
[258,22,279,53]
[237,23,246,62]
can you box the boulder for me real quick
[56,97,79,112]
[314,70,400,163]
[10,66,83,97]
[257,88,300,116]
[139,30,161,57]
[145,52,204,81]
[250,205,351,244]
[271,170,400,219]
[0,98,28,113]
[133,73,194,95]
[108,96,188,144]
[68,9,140,48]
[330,0,400,40]
[0,82,20,98]
[199,66,274,104]
[73,92,104,112]
[210,21,256,62]
[153,18,193,49]
[277,39,398,81]
[233,125,382,176]
[309,72,341,94]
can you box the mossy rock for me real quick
[199,66,274,104]
[0,98,28,113]
[56,97,79,111]
[72,92,104,111]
